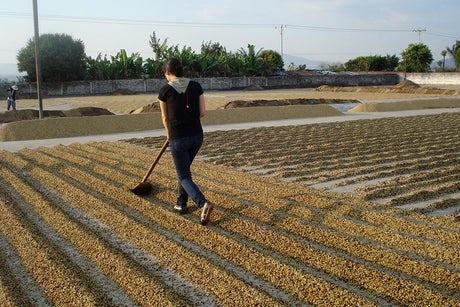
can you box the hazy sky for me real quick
[1,0,459,68]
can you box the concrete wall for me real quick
[1,73,402,97]
[399,72,460,85]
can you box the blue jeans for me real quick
[7,98,16,110]
[169,135,206,208]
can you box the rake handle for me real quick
[141,139,169,183]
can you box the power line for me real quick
[286,24,411,33]
[425,31,458,39]
[2,10,456,39]
[0,11,274,28]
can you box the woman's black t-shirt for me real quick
[158,80,204,140]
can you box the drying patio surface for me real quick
[1,84,459,305]
[127,112,460,217]
[1,117,459,305]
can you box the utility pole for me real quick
[276,25,286,62]
[33,0,44,119]
[412,28,426,43]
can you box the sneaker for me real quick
[200,202,214,225]
[173,204,187,214]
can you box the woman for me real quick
[159,58,214,225]
[6,85,17,110]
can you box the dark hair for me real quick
[163,57,184,77]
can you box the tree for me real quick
[149,31,179,61]
[147,33,287,78]
[201,41,226,57]
[446,40,460,71]
[172,46,200,77]
[441,50,447,71]
[345,55,398,72]
[86,49,144,80]
[199,41,229,77]
[397,43,433,73]
[112,49,144,79]
[436,60,443,71]
[237,44,266,76]
[17,33,86,82]
[287,63,307,71]
[258,50,284,73]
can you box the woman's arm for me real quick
[159,100,170,139]
[199,94,205,118]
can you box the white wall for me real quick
[401,72,460,85]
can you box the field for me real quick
[1,84,460,305]
[8,85,460,114]
[127,112,460,215]
[1,111,459,305]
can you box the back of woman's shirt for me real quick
[158,80,203,139]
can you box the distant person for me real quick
[6,85,17,110]
[158,57,214,225]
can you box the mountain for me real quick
[282,54,331,70]
[0,63,23,82]
[285,54,458,71]
[444,58,456,69]
[430,58,456,70]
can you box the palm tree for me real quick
[441,50,447,71]
[446,41,460,71]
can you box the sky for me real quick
[0,0,459,73]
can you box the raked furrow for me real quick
[58,165,375,306]
[1,163,205,306]
[1,136,459,306]
[0,170,100,306]
[0,212,50,306]
[14,153,283,306]
[74,142,460,257]
[64,145,460,303]
[28,144,381,306]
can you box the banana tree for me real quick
[143,58,163,79]
[86,54,112,80]
[107,49,144,79]
[112,49,129,79]
[200,41,228,76]
[237,44,266,76]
